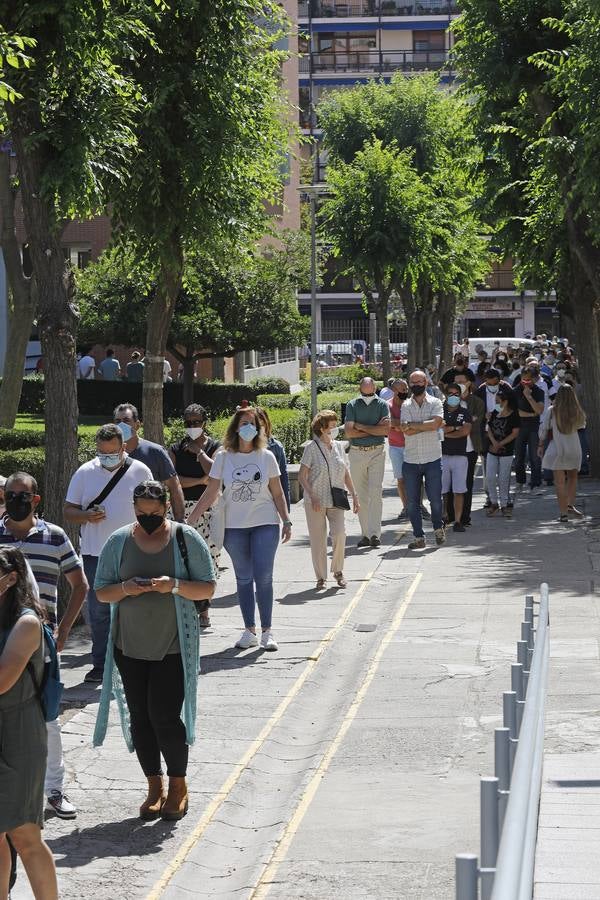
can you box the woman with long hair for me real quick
[255,406,291,511]
[0,547,58,900]
[485,387,521,517]
[189,407,291,652]
[539,384,586,522]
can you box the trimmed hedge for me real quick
[0,447,46,489]
[247,376,290,395]
[208,407,310,464]
[0,429,46,450]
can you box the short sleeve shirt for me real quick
[126,361,144,382]
[0,518,82,625]
[98,358,120,380]
[387,396,405,448]
[300,439,348,508]
[488,410,521,456]
[65,456,153,556]
[400,395,444,464]
[441,405,472,456]
[344,396,390,447]
[210,449,280,529]
[129,439,177,483]
[514,383,545,427]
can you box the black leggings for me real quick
[113,647,188,778]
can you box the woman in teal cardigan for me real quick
[92,480,215,822]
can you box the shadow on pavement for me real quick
[200,646,267,674]
[278,586,339,606]
[46,816,179,866]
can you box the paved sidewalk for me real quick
[10,466,600,900]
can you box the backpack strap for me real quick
[26,619,45,713]
[86,459,132,510]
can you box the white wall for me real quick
[244,359,300,385]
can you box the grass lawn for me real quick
[15,414,103,437]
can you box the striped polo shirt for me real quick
[0,517,82,625]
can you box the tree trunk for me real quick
[569,265,600,478]
[438,293,457,376]
[402,289,417,372]
[413,308,424,369]
[375,292,391,382]
[10,124,79,530]
[422,305,434,368]
[0,146,36,428]
[143,237,184,443]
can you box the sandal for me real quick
[568,505,584,518]
[199,613,211,628]
[316,578,326,590]
[486,504,499,517]
[558,514,569,523]
[334,572,347,588]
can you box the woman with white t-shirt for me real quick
[188,408,291,651]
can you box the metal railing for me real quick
[299,0,459,15]
[456,584,550,900]
[299,49,452,74]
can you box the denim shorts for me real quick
[388,445,405,480]
[441,454,468,494]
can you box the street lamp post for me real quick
[299,182,328,419]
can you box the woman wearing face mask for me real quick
[538,384,586,522]
[0,547,58,900]
[188,408,291,651]
[169,405,221,628]
[93,481,215,822]
[299,411,359,589]
[485,389,520,516]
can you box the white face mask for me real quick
[186,427,203,440]
[459,383,469,396]
[486,384,499,394]
[326,426,340,439]
[359,394,376,405]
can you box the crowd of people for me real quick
[0,333,589,897]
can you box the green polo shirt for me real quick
[344,396,390,447]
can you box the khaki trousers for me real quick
[349,445,385,538]
[304,502,346,581]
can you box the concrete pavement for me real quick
[10,463,600,900]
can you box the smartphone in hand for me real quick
[135,577,153,586]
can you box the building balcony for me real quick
[299,0,459,17]
[299,49,452,74]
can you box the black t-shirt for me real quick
[514,383,545,427]
[487,410,521,456]
[170,436,221,501]
[441,405,472,455]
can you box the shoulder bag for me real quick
[175,524,210,616]
[314,440,350,510]
[85,459,132,510]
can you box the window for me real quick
[317,31,376,52]
[413,29,445,51]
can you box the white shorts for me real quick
[442,455,468,494]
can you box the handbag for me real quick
[175,524,210,616]
[314,440,350,510]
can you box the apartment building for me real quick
[296,0,558,345]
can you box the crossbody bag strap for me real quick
[314,439,334,491]
[86,459,132,510]
[175,524,191,579]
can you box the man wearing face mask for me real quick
[400,370,445,549]
[113,403,185,523]
[441,384,472,532]
[387,379,410,518]
[447,370,484,527]
[65,424,152,683]
[343,377,390,548]
[0,471,88,819]
[513,365,545,491]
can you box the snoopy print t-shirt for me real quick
[209,448,281,529]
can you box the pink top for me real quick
[387,396,405,448]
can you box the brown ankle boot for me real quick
[161,776,188,821]
[140,775,166,821]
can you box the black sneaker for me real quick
[453,522,465,533]
[357,536,371,548]
[84,666,104,684]
[370,535,381,548]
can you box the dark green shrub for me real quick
[0,376,46,415]
[0,447,46,487]
[247,376,290,395]
[0,429,46,450]
[256,393,297,410]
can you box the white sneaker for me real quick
[235,629,258,649]
[47,790,77,819]
[260,630,278,652]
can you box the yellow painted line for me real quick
[250,571,423,899]
[146,570,378,900]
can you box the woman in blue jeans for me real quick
[189,408,291,652]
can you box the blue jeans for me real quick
[83,555,109,668]
[223,524,280,630]
[515,425,541,487]
[402,459,444,538]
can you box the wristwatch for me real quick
[171,578,180,595]
[283,520,293,528]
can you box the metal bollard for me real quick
[481,777,499,900]
[524,605,534,626]
[456,854,479,900]
[503,691,518,768]
[525,593,534,610]
[511,663,525,733]
[517,639,530,692]
[494,727,510,828]
[521,620,533,650]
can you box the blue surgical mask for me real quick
[447,395,461,408]
[116,422,133,442]
[486,384,499,394]
[239,423,258,442]
[97,452,122,470]
[494,403,503,414]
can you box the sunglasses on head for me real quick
[5,490,35,503]
[133,484,167,501]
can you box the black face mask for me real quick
[136,514,164,535]
[6,498,32,522]
[410,384,426,396]
[397,393,409,401]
